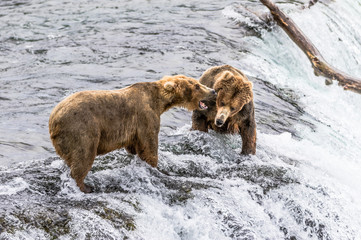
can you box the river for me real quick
[0,0,360,239]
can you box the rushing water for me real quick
[1,0,361,239]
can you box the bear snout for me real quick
[215,107,230,127]
[215,118,224,127]
[202,85,216,96]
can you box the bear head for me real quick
[213,71,253,127]
[161,75,216,112]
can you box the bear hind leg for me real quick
[68,142,98,193]
[70,163,94,193]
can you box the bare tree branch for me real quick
[260,0,361,94]
[308,0,319,8]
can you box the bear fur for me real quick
[49,75,215,193]
[192,65,256,155]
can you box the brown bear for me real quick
[192,65,256,155]
[49,75,216,193]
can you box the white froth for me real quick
[0,177,29,195]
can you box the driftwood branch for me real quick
[260,0,361,94]
[308,0,319,8]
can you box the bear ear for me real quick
[246,81,253,89]
[214,71,234,91]
[164,81,175,92]
[214,82,222,92]
[243,81,254,103]
[219,71,234,81]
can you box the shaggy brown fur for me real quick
[49,75,215,193]
[192,65,256,155]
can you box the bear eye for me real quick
[195,84,200,90]
[220,102,225,107]
[231,107,235,111]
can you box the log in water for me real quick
[260,0,361,94]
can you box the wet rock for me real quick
[93,205,136,231]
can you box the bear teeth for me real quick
[199,101,208,110]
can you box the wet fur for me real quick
[49,75,214,193]
[192,65,257,155]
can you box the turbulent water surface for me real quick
[1,0,361,239]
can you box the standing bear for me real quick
[192,65,256,155]
[49,75,216,193]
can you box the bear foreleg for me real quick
[136,131,159,167]
[191,111,209,132]
[240,120,257,155]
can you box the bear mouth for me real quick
[199,101,208,110]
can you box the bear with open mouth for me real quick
[49,75,216,193]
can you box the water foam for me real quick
[0,177,29,196]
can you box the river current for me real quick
[1,0,360,239]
